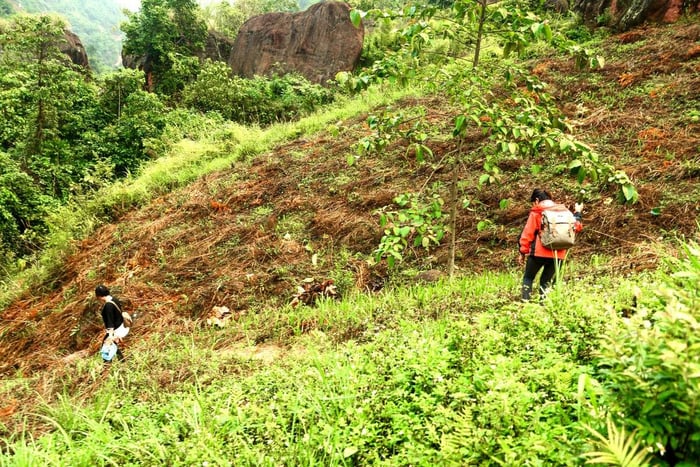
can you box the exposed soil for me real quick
[0,19,699,426]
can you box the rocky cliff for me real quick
[228,1,364,85]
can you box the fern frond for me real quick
[582,417,653,467]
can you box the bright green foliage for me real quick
[121,0,207,95]
[350,1,636,203]
[0,152,53,259]
[374,191,446,267]
[201,1,246,40]
[588,242,700,463]
[182,60,334,126]
[568,44,606,71]
[348,0,407,11]
[97,68,148,120]
[0,269,631,464]
[452,66,637,202]
[92,90,168,176]
[0,14,91,196]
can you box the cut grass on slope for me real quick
[0,84,423,311]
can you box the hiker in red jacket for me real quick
[518,189,583,302]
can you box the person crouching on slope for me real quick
[95,284,129,361]
[518,189,583,302]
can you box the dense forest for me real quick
[0,0,699,464]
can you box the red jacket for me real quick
[519,200,583,259]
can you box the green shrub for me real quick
[590,241,700,464]
[182,60,334,126]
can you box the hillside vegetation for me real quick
[0,5,699,466]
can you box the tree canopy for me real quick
[121,0,208,95]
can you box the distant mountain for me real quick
[15,0,126,73]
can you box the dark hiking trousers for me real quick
[521,255,563,301]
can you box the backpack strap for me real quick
[106,298,122,314]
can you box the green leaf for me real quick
[622,183,637,202]
[478,174,490,185]
[343,446,358,458]
[349,10,363,29]
[508,142,518,155]
[568,159,583,170]
[577,168,586,184]
[453,115,467,136]
[543,23,553,41]
[650,207,661,216]
[347,154,356,166]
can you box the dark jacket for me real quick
[101,298,124,330]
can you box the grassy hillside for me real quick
[0,17,699,465]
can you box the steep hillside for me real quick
[0,17,698,408]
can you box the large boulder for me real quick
[572,0,700,30]
[60,29,89,69]
[228,1,364,85]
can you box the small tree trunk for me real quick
[472,0,488,68]
[448,140,463,277]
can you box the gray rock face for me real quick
[61,29,89,69]
[228,1,364,85]
[572,0,700,31]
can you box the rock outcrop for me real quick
[572,0,700,31]
[60,29,89,69]
[203,30,236,63]
[228,1,364,85]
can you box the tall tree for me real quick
[0,14,91,197]
[121,0,207,95]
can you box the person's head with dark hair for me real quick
[95,284,110,298]
[530,189,552,203]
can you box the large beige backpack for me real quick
[540,204,577,250]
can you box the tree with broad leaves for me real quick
[121,0,207,96]
[351,1,634,275]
